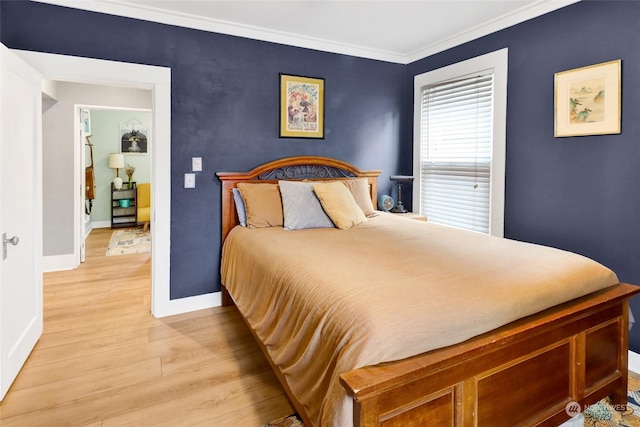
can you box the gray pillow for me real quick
[278,180,335,230]
[232,188,247,227]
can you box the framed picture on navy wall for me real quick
[280,74,325,139]
[554,59,621,137]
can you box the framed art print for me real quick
[280,73,325,139]
[81,108,91,135]
[554,59,621,137]
[119,122,149,154]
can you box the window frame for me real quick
[412,48,508,237]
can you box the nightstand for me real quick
[393,212,427,222]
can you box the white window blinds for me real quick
[419,72,494,234]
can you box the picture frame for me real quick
[554,59,621,137]
[81,108,91,135]
[280,73,325,139]
[119,123,149,154]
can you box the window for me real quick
[413,49,507,237]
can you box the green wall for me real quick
[89,109,151,224]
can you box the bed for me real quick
[217,156,640,427]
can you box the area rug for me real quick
[561,376,640,427]
[261,378,640,426]
[261,414,304,427]
[105,228,151,256]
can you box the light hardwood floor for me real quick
[0,228,293,426]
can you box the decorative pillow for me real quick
[237,183,283,228]
[342,178,377,217]
[278,181,335,230]
[231,188,247,227]
[313,181,367,230]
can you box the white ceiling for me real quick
[37,0,579,63]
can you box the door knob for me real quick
[2,233,19,261]
[4,235,19,246]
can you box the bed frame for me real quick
[217,156,640,426]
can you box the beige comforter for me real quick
[220,213,618,426]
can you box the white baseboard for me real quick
[629,350,640,375]
[43,254,77,272]
[152,291,222,318]
[92,221,111,229]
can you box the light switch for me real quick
[184,173,196,188]
[192,157,202,172]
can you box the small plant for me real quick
[125,164,135,185]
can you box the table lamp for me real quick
[390,175,414,213]
[109,153,125,190]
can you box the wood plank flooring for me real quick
[0,228,293,426]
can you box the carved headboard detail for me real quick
[258,164,356,180]
[216,156,382,241]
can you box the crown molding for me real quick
[34,0,580,65]
[33,0,408,63]
[405,0,581,64]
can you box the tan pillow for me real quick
[313,181,367,230]
[237,183,283,228]
[342,178,377,217]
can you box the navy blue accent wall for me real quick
[407,0,640,351]
[4,0,640,350]
[1,1,405,299]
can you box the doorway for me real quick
[14,50,173,317]
[80,106,152,265]
[79,106,152,226]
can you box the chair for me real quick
[137,183,151,232]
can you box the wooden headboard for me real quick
[216,156,382,241]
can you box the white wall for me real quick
[42,82,151,257]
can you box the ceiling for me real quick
[37,0,579,63]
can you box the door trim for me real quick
[13,50,177,317]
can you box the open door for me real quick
[0,43,43,400]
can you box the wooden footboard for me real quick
[340,283,639,427]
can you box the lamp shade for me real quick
[390,175,414,182]
[108,153,124,169]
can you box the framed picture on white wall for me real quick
[81,108,91,135]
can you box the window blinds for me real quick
[419,73,494,234]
